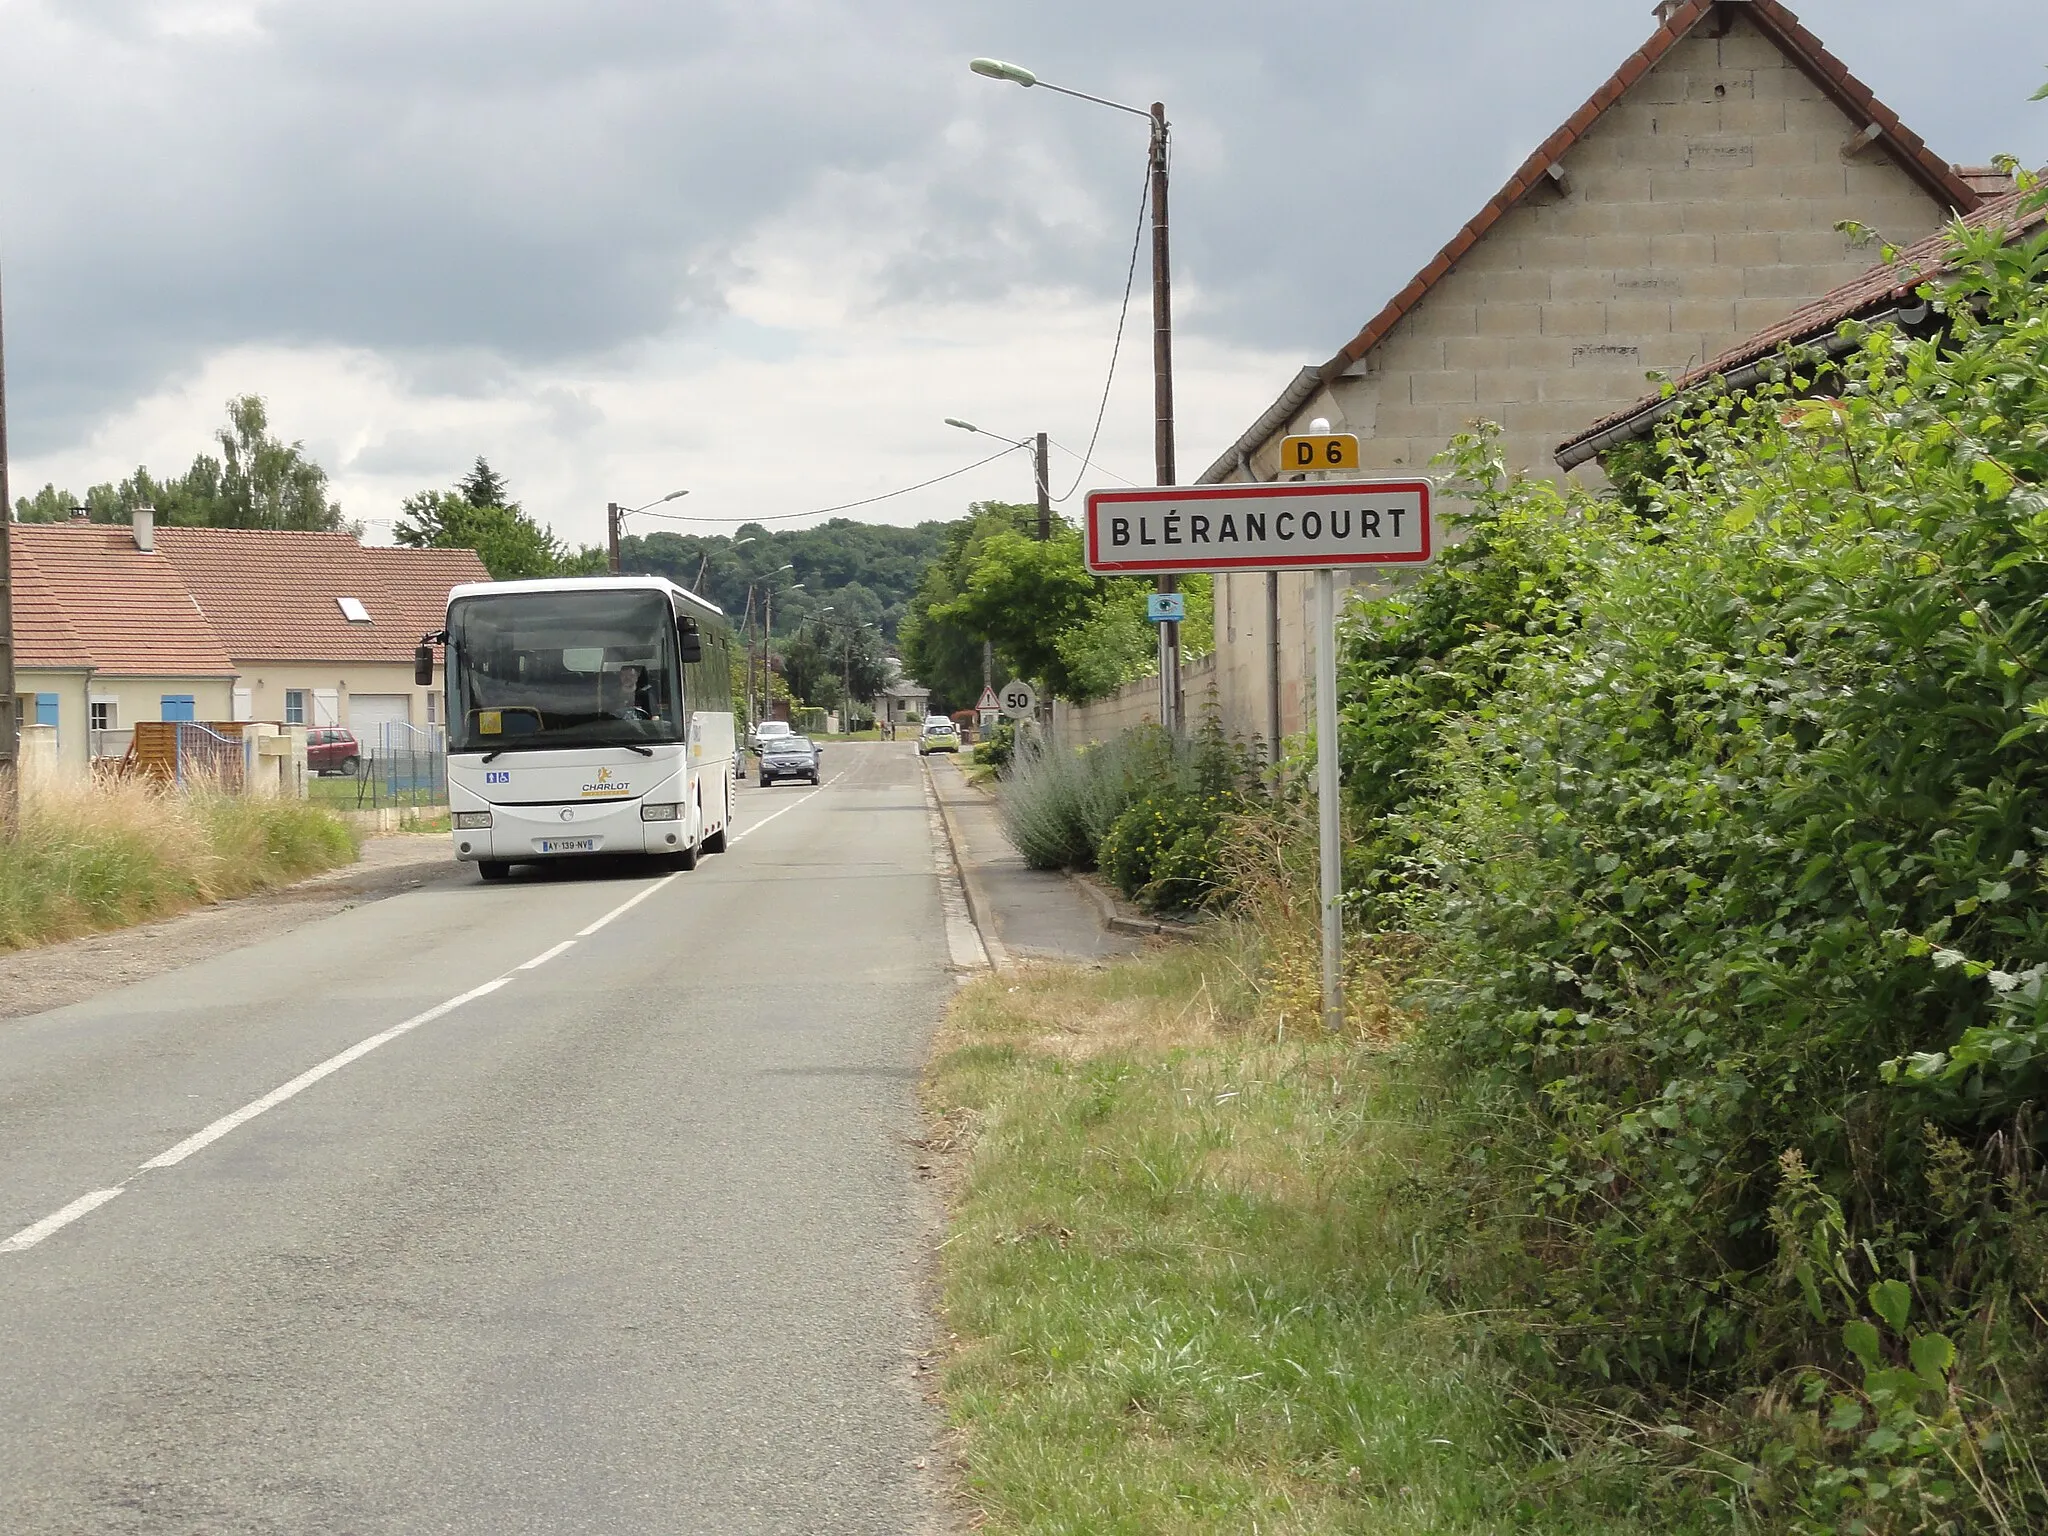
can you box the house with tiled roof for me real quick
[1555,179,2044,466]
[10,516,241,768]
[10,509,490,768]
[1193,0,1983,748]
[156,527,488,743]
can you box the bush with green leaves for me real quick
[998,723,1253,891]
[1097,731,1253,912]
[1337,182,2048,1518]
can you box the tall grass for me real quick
[0,765,359,952]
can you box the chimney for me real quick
[68,505,88,522]
[132,505,155,552]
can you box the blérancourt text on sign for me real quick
[1083,480,1433,575]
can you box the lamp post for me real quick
[606,489,688,574]
[762,572,801,723]
[969,57,1179,732]
[944,418,1050,541]
[0,265,14,830]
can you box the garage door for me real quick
[347,693,412,752]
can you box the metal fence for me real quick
[174,722,252,790]
[336,723,447,809]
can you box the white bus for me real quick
[418,577,737,882]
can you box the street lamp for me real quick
[968,56,1180,731]
[606,488,688,574]
[945,418,1050,540]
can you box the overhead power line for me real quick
[1053,159,1151,504]
[627,443,1030,527]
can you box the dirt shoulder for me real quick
[0,835,468,1022]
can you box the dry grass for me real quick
[0,762,359,952]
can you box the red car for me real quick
[307,727,362,776]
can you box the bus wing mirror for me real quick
[678,622,703,665]
[414,643,436,686]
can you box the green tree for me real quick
[929,527,1102,699]
[457,456,509,508]
[394,460,602,579]
[898,502,1039,709]
[210,395,346,529]
[12,395,347,530]
[13,483,79,522]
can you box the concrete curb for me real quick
[921,758,1005,974]
[1064,871,1199,940]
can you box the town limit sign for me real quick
[1083,480,1434,575]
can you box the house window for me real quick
[35,693,59,728]
[160,696,197,723]
[426,691,440,725]
[284,689,308,725]
[90,700,117,732]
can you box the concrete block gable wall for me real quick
[1208,6,1961,747]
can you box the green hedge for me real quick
[1339,191,2048,1524]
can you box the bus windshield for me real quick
[448,589,681,754]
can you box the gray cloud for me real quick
[2,0,2040,458]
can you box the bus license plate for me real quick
[539,837,598,854]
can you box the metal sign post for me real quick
[1084,475,1434,1032]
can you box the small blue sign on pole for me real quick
[1145,592,1186,624]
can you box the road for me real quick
[0,743,957,1535]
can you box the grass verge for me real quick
[0,770,360,952]
[926,941,1686,1534]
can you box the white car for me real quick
[749,720,795,751]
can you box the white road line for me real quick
[1,1189,124,1254]
[3,773,851,1257]
[729,783,825,844]
[574,875,678,937]
[140,976,516,1170]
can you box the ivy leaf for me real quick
[1827,1395,1867,1431]
[1844,1318,1883,1367]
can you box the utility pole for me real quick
[606,502,622,575]
[1034,432,1051,542]
[1149,101,1181,735]
[0,265,16,832]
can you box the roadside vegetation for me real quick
[0,768,358,953]
[940,174,2048,1531]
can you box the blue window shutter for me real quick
[35,694,59,727]
[161,696,197,723]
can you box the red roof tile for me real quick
[9,524,237,677]
[155,528,490,664]
[7,537,96,671]
[1556,186,2047,460]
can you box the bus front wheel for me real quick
[478,860,510,882]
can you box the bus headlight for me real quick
[453,811,493,829]
[640,802,681,822]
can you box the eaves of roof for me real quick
[1198,0,1981,486]
[1555,185,2046,465]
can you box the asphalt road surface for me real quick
[1,743,956,1534]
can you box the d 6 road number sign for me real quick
[1277,432,1360,472]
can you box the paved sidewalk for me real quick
[926,755,1140,965]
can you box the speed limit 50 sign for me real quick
[998,679,1038,719]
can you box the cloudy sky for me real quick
[1,0,2040,547]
